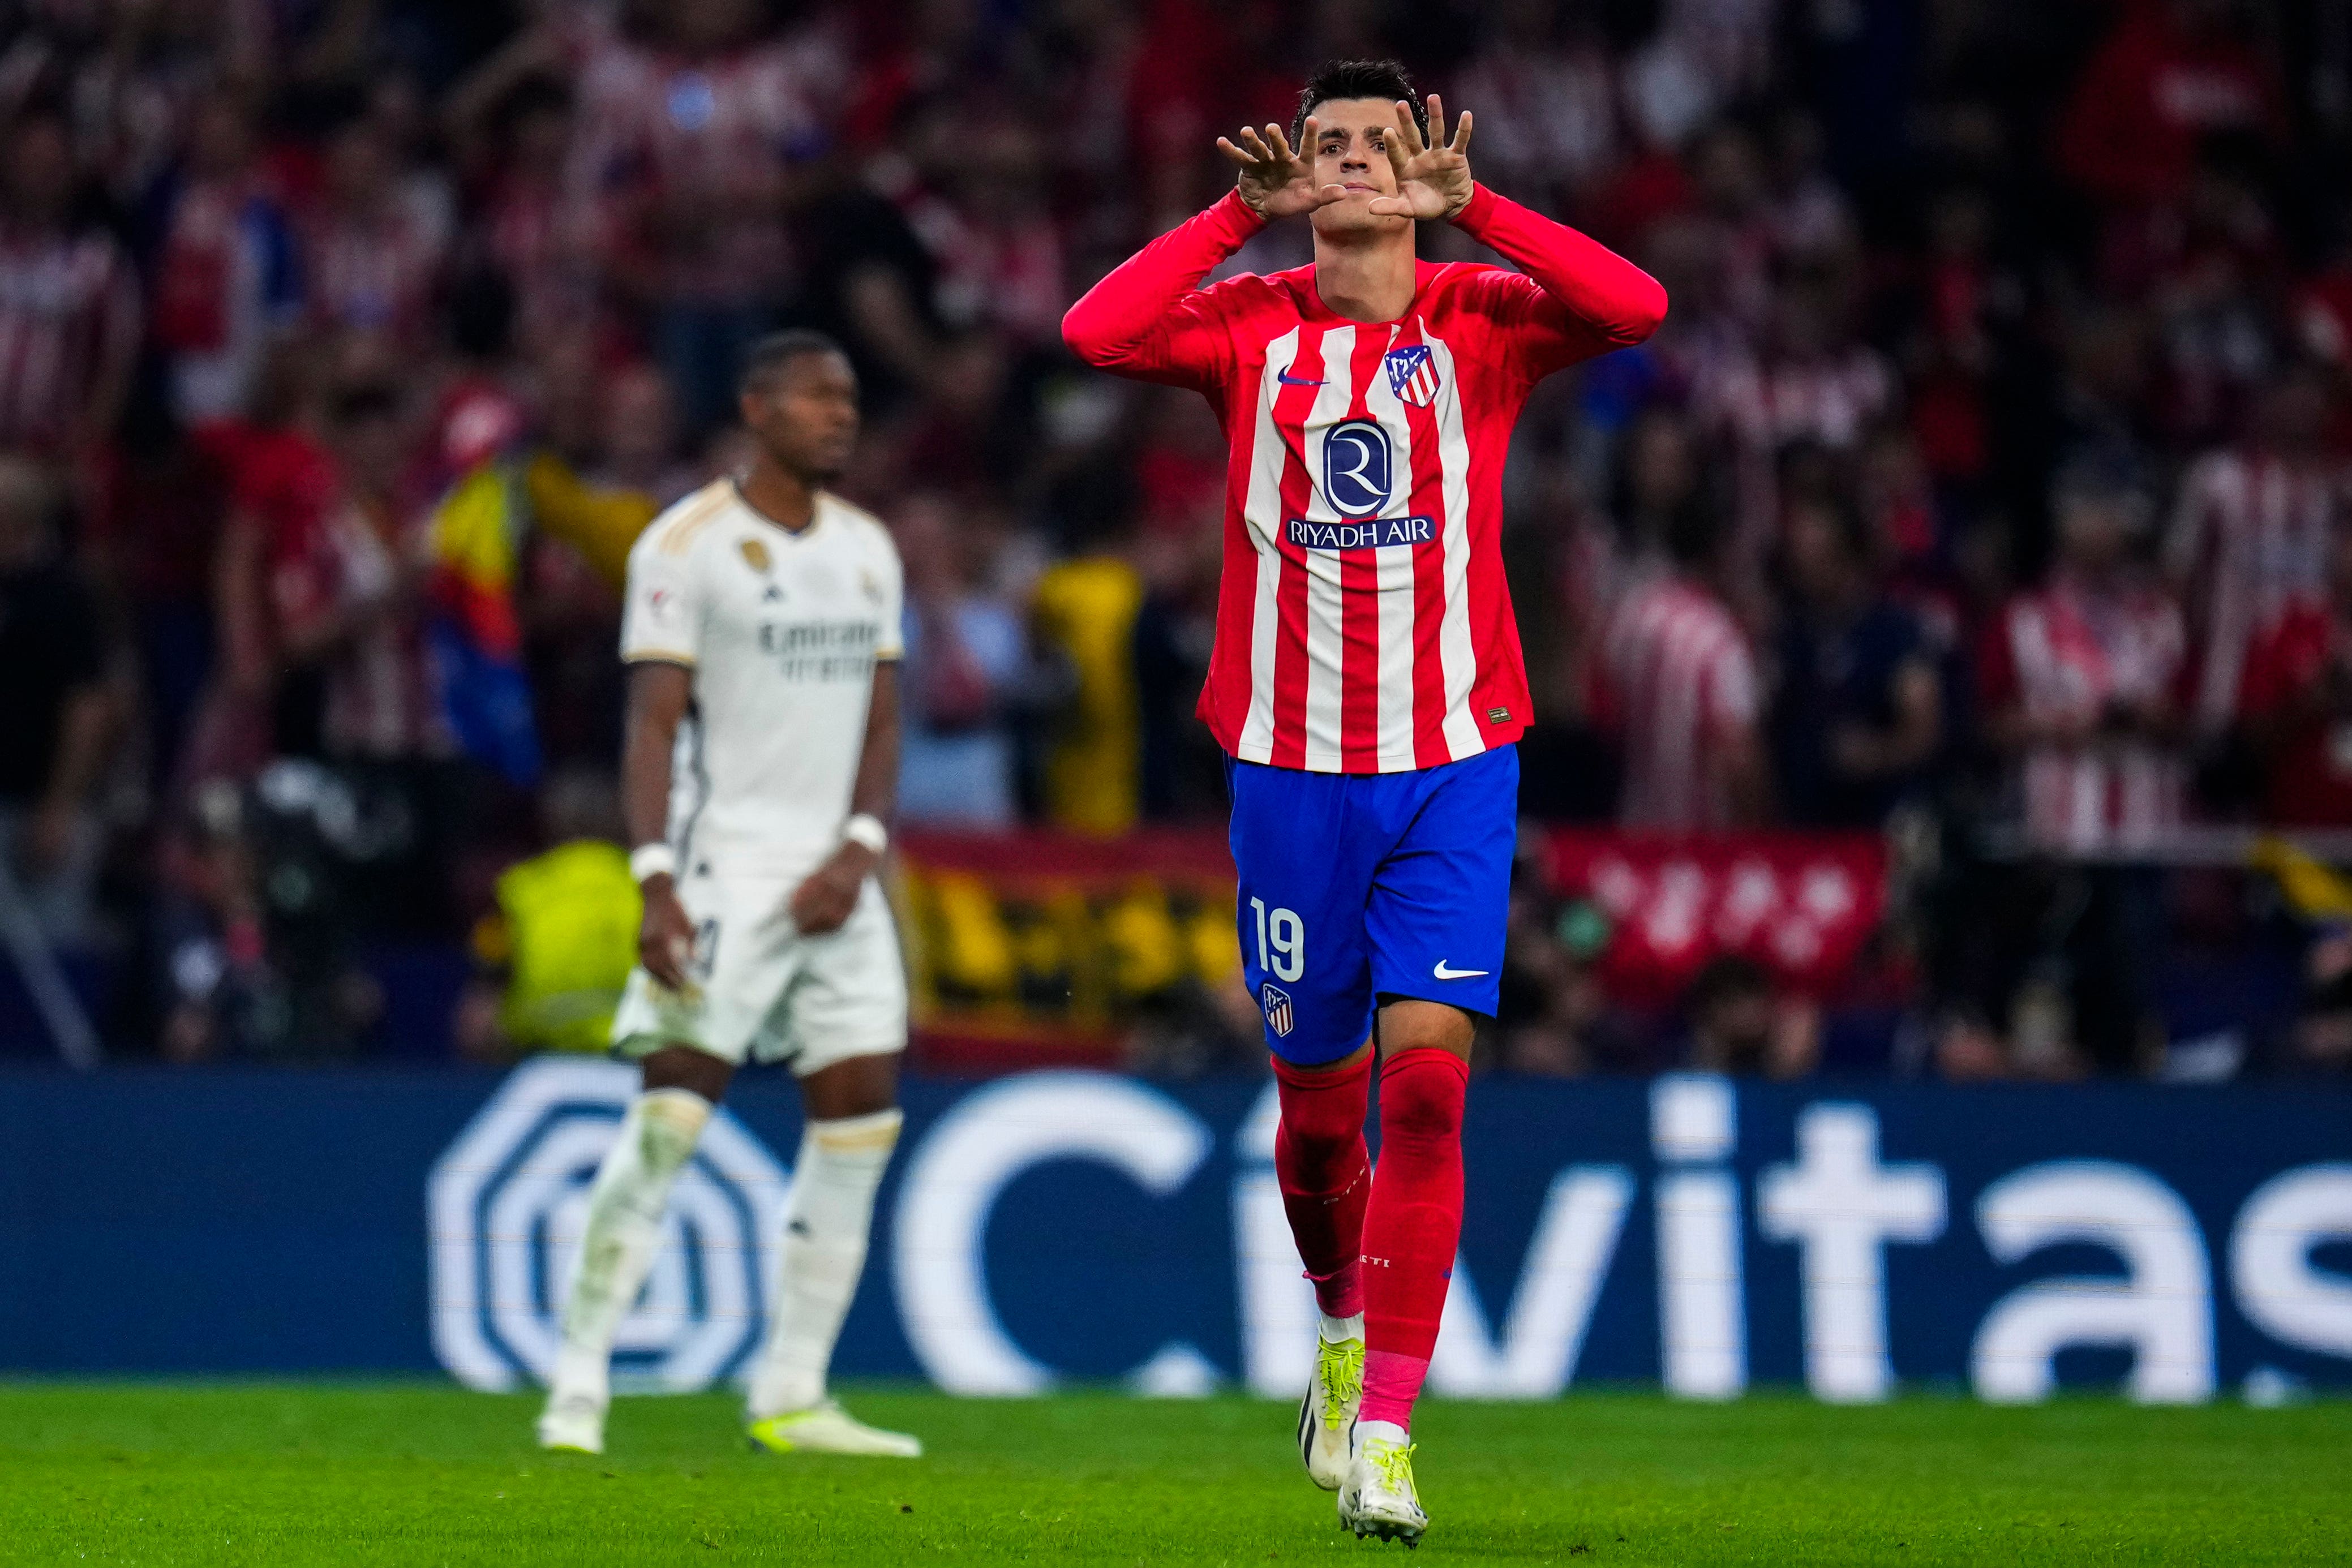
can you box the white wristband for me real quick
[841,814,889,856]
[629,843,677,883]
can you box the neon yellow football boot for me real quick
[1338,1421,1428,1546]
[1297,1314,1364,1489]
[746,1399,921,1458]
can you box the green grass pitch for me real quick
[4,1384,2346,1566]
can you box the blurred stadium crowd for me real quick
[1,0,2350,1079]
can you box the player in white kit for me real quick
[537,331,920,1459]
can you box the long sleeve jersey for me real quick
[1063,184,1666,774]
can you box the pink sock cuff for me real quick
[1359,1349,1431,1429]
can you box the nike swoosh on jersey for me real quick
[1276,371,1325,386]
[1432,961,1489,980]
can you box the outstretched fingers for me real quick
[1390,100,1427,160]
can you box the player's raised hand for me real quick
[1219,119,1345,220]
[1369,94,1474,221]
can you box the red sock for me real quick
[1358,1047,1469,1430]
[1272,1052,1372,1319]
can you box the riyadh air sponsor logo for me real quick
[427,1057,790,1393]
[1320,419,1392,518]
[1286,516,1435,551]
[1261,983,1295,1038]
[1384,345,1441,408]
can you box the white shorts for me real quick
[610,867,907,1075]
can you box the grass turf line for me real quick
[1,1384,2345,1566]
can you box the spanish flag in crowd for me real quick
[425,384,540,787]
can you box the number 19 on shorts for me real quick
[1249,897,1304,982]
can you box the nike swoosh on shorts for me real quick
[1432,961,1489,980]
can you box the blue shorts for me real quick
[1226,746,1517,1066]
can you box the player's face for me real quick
[744,350,860,484]
[1305,98,1407,239]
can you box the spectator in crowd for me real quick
[1493,841,1636,1077]
[283,380,446,770]
[453,767,638,1060]
[297,114,448,353]
[1676,955,1819,1079]
[1981,463,2188,858]
[1032,463,1144,838]
[2058,0,2286,215]
[149,91,301,424]
[2285,930,2352,1078]
[1604,499,1765,832]
[894,491,1025,828]
[0,454,118,939]
[2169,360,2349,740]
[1449,0,1621,219]
[85,383,233,787]
[1976,463,2188,1073]
[570,0,841,433]
[2238,511,2352,828]
[1691,256,1895,564]
[1770,491,1943,827]
[0,107,138,457]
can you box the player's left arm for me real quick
[788,539,904,936]
[1374,96,1667,380]
[786,661,899,936]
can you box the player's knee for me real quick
[1272,1051,1372,1180]
[637,1087,713,1169]
[1378,1048,1469,1144]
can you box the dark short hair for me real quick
[1290,59,1426,149]
[738,329,848,394]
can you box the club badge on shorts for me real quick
[1261,982,1294,1038]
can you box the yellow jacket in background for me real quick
[1031,554,1143,837]
[486,840,643,1053]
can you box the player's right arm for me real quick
[621,661,696,991]
[1061,119,1337,386]
[618,522,706,991]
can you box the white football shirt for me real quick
[620,480,904,876]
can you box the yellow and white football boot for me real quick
[746,1400,922,1458]
[1337,1421,1428,1547]
[1297,1313,1364,1489]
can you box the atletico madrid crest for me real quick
[1384,344,1441,408]
[1261,982,1294,1038]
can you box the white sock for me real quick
[551,1088,711,1403]
[1357,1419,1410,1451]
[1320,1311,1364,1344]
[746,1107,902,1419]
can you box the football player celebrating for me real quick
[537,332,919,1461]
[1064,59,1665,1544]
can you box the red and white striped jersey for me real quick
[1603,576,1760,831]
[0,225,139,451]
[1064,186,1666,773]
[1978,574,2189,855]
[2166,446,2351,734]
